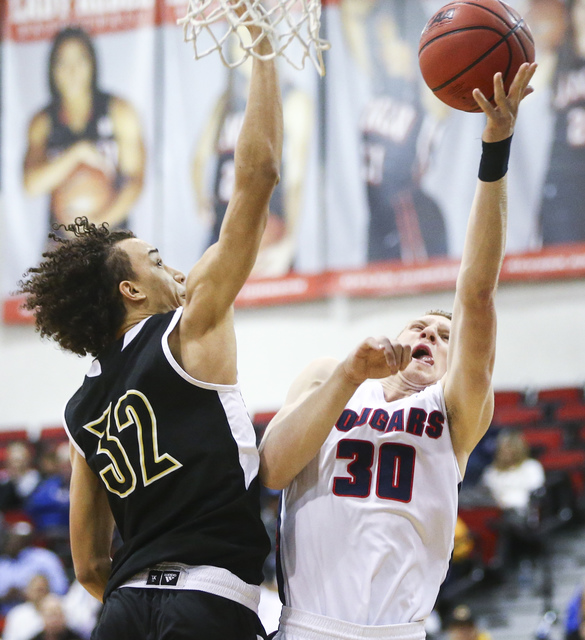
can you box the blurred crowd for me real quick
[0,440,100,639]
[0,419,584,639]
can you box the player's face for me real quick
[119,238,186,313]
[53,39,93,99]
[397,314,450,385]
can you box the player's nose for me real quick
[173,270,186,284]
[421,328,436,343]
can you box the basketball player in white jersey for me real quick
[259,62,538,640]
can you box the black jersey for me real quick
[64,308,270,600]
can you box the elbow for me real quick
[246,158,281,190]
[259,453,291,492]
[261,469,289,492]
[236,140,281,186]
[264,160,281,189]
[457,282,497,310]
[74,559,109,601]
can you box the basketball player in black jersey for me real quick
[17,17,283,640]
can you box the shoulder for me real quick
[27,110,51,140]
[109,95,140,124]
[292,356,339,388]
[302,356,339,380]
[282,357,339,406]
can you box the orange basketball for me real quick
[52,164,116,223]
[418,0,535,112]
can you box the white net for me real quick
[178,0,330,76]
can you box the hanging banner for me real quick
[322,0,585,266]
[1,0,157,302]
[156,0,321,280]
[3,0,585,323]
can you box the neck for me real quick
[61,93,92,129]
[116,309,153,340]
[380,373,428,402]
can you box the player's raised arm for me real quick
[181,30,284,338]
[443,62,537,473]
[260,337,412,489]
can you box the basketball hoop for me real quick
[178,0,330,76]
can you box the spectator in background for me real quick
[61,580,102,640]
[482,430,545,515]
[25,443,71,559]
[445,604,491,640]
[3,575,102,640]
[436,517,479,621]
[2,573,51,640]
[565,584,585,640]
[481,430,546,572]
[0,521,68,616]
[30,594,83,640]
[0,443,41,513]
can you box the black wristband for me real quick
[478,135,513,182]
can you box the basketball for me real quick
[418,0,535,112]
[52,164,116,224]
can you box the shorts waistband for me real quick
[278,606,426,640]
[119,563,260,614]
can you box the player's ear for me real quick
[119,280,146,302]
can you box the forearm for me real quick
[74,557,111,603]
[233,41,283,194]
[456,138,510,304]
[24,151,80,196]
[260,363,359,490]
[69,447,114,604]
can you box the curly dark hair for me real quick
[17,217,135,357]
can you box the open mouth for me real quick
[412,344,434,366]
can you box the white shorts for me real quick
[274,606,426,640]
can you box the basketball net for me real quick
[178,0,330,76]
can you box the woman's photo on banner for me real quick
[23,26,146,241]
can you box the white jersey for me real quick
[278,380,462,626]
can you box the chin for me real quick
[403,366,440,388]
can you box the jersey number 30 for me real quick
[333,439,415,502]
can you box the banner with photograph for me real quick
[1,0,158,306]
[322,0,585,265]
[3,0,585,322]
[156,0,322,280]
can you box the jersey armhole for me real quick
[436,383,463,485]
[162,308,241,392]
[62,409,86,459]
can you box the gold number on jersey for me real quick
[83,391,183,497]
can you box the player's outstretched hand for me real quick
[473,61,538,143]
[342,337,412,386]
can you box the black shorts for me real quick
[92,588,267,640]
